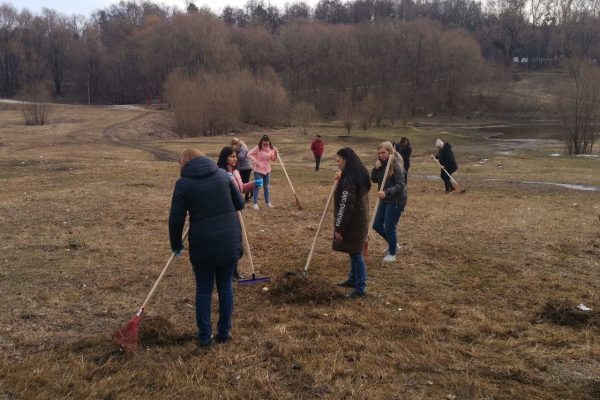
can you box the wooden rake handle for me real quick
[277,152,302,208]
[431,155,460,187]
[304,178,338,273]
[366,152,395,242]
[139,227,189,314]
[237,211,255,275]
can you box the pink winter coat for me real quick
[227,167,255,194]
[247,146,278,175]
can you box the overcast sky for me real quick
[9,0,317,17]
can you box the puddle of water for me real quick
[520,181,600,192]
[480,124,564,140]
[577,154,600,159]
[421,175,600,192]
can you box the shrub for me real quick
[20,83,52,126]
[239,70,290,127]
[165,71,240,136]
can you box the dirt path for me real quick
[102,112,177,161]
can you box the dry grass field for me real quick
[0,103,599,399]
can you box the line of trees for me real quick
[2,0,599,103]
[0,0,598,151]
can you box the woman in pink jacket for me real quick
[247,135,278,210]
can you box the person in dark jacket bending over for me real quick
[434,138,458,193]
[371,141,407,263]
[310,134,324,171]
[333,147,371,299]
[169,148,245,347]
[394,137,411,183]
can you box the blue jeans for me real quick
[372,202,404,255]
[253,172,270,204]
[192,262,235,345]
[346,252,367,294]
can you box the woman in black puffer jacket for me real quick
[370,141,407,263]
[434,139,458,193]
[169,149,245,347]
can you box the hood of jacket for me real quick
[442,142,452,151]
[181,156,218,179]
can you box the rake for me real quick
[277,152,302,210]
[364,151,395,257]
[237,211,270,285]
[431,155,466,193]
[113,227,189,351]
[303,177,338,276]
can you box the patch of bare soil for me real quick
[268,272,345,305]
[138,316,196,347]
[102,112,178,161]
[69,337,125,365]
[536,299,600,329]
[587,381,600,400]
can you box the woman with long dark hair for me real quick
[333,147,371,299]
[394,136,411,183]
[217,146,261,195]
[216,146,263,280]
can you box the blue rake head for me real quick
[238,274,270,285]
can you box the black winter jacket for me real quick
[370,158,407,209]
[169,156,245,267]
[436,142,458,173]
[394,143,412,172]
[332,180,369,254]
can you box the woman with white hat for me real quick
[434,139,458,193]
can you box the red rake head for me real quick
[112,315,141,352]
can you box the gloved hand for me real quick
[255,178,264,188]
[172,247,184,257]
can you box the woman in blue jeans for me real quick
[169,149,245,347]
[370,141,407,263]
[332,147,371,298]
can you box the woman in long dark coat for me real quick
[169,148,245,347]
[333,147,371,299]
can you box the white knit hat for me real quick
[435,139,444,148]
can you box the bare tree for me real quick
[358,93,377,129]
[556,59,600,154]
[337,93,355,134]
[438,29,485,113]
[474,63,511,114]
[485,0,527,64]
[291,101,318,134]
[43,9,75,96]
